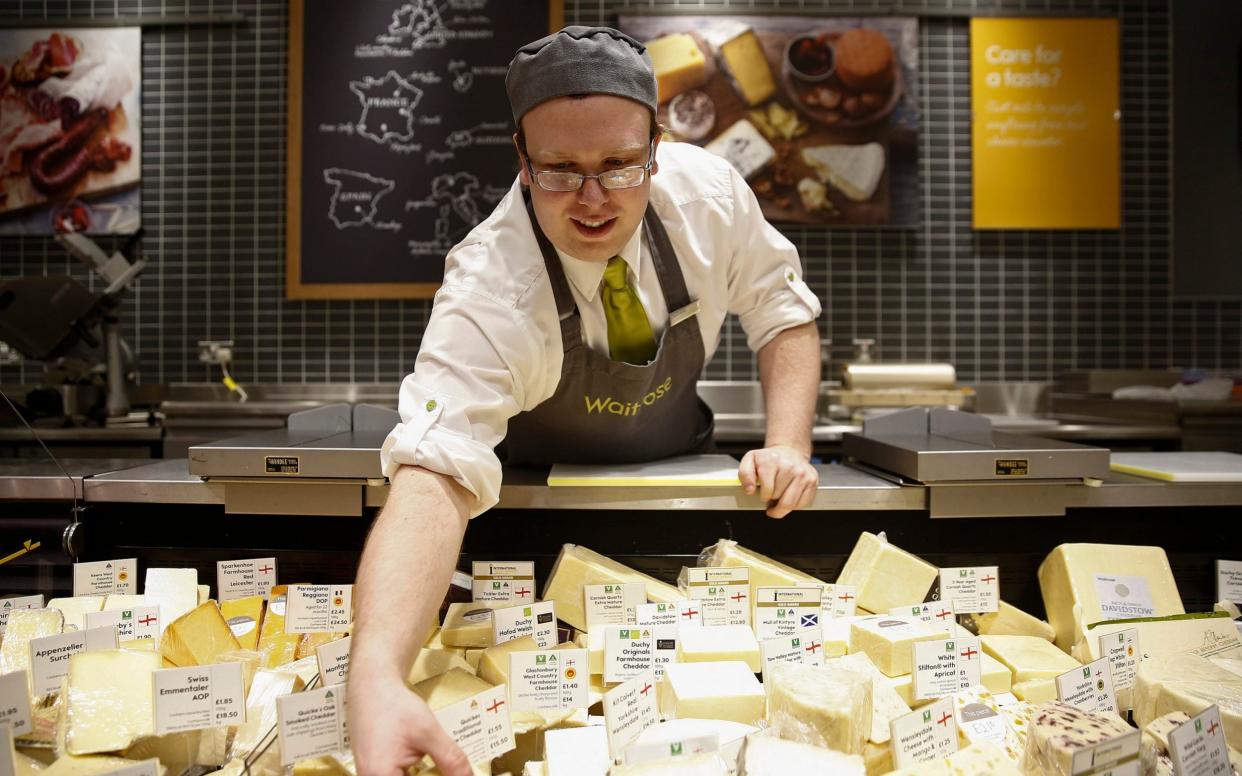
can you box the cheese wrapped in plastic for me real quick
[836,532,938,613]
[952,686,1024,762]
[764,662,871,754]
[962,601,1055,642]
[406,647,474,686]
[823,652,910,744]
[219,596,264,650]
[64,649,161,754]
[143,568,199,634]
[1,609,64,681]
[1017,701,1133,776]
[543,544,681,631]
[229,668,305,761]
[660,662,764,726]
[738,734,865,775]
[697,539,826,603]
[257,586,299,668]
[1134,652,1242,745]
[888,741,1023,775]
[41,755,167,776]
[47,598,104,630]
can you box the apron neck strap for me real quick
[642,206,692,313]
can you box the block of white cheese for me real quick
[1017,701,1134,776]
[631,719,755,771]
[963,601,1055,642]
[660,662,764,725]
[493,706,588,776]
[980,635,1079,683]
[677,625,760,673]
[144,568,200,635]
[738,735,866,775]
[823,652,910,744]
[406,648,474,686]
[1133,652,1242,745]
[611,754,728,775]
[820,616,856,659]
[1038,543,1184,650]
[850,616,951,677]
[1011,679,1059,705]
[0,608,64,678]
[47,597,104,630]
[543,544,681,632]
[411,668,493,711]
[440,603,498,648]
[544,726,609,776]
[477,635,539,686]
[65,649,162,754]
[764,661,871,754]
[699,539,827,602]
[101,595,151,612]
[704,119,775,180]
[952,686,1024,763]
[836,532,937,614]
[887,741,1023,775]
[801,144,886,203]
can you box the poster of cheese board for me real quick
[617,15,919,227]
[0,28,141,235]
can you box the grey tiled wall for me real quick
[1,0,1237,388]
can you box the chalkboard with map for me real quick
[287,0,561,299]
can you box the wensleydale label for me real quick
[890,697,958,767]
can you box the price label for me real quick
[1169,705,1232,776]
[1098,628,1139,706]
[472,561,535,605]
[889,697,959,768]
[0,595,44,636]
[0,670,33,736]
[584,583,645,627]
[508,648,589,712]
[602,671,659,762]
[315,635,351,686]
[1217,560,1242,606]
[938,567,999,614]
[152,662,246,734]
[760,628,826,678]
[433,685,514,764]
[604,626,655,683]
[912,637,983,700]
[636,601,681,627]
[29,626,117,696]
[285,585,352,633]
[84,606,160,642]
[216,558,278,601]
[682,567,750,626]
[650,625,678,682]
[624,732,719,766]
[1056,657,1117,715]
[822,584,859,619]
[754,587,822,640]
[73,559,137,596]
[277,685,349,765]
[492,601,556,648]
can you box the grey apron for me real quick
[501,195,714,466]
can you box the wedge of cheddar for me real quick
[440,603,499,648]
[765,662,871,754]
[65,649,161,754]
[411,668,493,710]
[158,602,241,667]
[406,648,474,686]
[477,635,539,686]
[719,29,775,106]
[699,539,826,606]
[256,586,299,668]
[543,545,681,632]
[836,532,937,613]
[646,34,708,103]
[219,596,264,650]
[963,601,1055,642]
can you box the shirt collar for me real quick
[555,222,644,303]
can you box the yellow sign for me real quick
[971,18,1120,229]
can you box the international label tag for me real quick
[584,583,645,627]
[73,558,137,596]
[0,595,44,636]
[432,685,514,764]
[315,635,351,686]
[602,670,659,762]
[604,626,655,683]
[276,684,349,766]
[0,725,14,776]
[1216,560,1242,606]
[471,561,535,605]
[1169,705,1232,776]
[650,625,678,681]
[508,648,588,712]
[822,583,859,619]
[912,637,983,700]
[754,586,822,640]
[760,628,826,678]
[84,606,160,642]
[1099,628,1139,707]
[635,601,681,627]
[0,670,33,736]
[216,558,278,601]
[891,601,958,627]
[284,585,353,633]
[1056,656,1117,715]
[682,567,750,626]
[623,731,719,766]
[1093,574,1156,620]
[94,760,161,776]
[1069,725,1139,775]
[938,566,999,614]
[890,696,959,768]
[492,601,556,648]
[29,626,117,695]
[152,662,246,734]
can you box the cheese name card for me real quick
[216,558,278,601]
[1098,628,1139,700]
[30,626,117,695]
[285,585,352,633]
[939,566,1000,614]
[682,567,750,626]
[892,601,958,627]
[1056,657,1117,715]
[604,626,655,683]
[759,629,825,678]
[152,661,246,734]
[508,648,589,712]
[84,606,160,642]
[822,583,859,619]
[1217,560,1242,606]
[584,582,645,627]
[0,670,32,736]
[316,635,351,686]
[754,586,822,640]
[889,696,959,768]
[636,601,681,627]
[602,670,660,762]
[73,559,137,596]
[1168,704,1232,776]
[277,685,350,765]
[433,684,515,763]
[912,637,983,700]
[472,561,535,605]
[492,601,556,648]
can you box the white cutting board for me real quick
[547,454,741,487]
[1110,452,1242,482]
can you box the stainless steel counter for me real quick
[0,458,150,500]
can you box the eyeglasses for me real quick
[523,140,656,192]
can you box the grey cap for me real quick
[506,26,657,127]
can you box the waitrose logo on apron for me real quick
[585,377,674,417]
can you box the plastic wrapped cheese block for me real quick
[823,652,910,744]
[836,532,938,614]
[631,719,757,771]
[219,596,264,650]
[952,686,1024,762]
[765,662,871,754]
[888,741,1023,775]
[698,539,826,602]
[962,601,1055,642]
[407,647,475,686]
[0,608,64,678]
[1017,701,1133,776]
[677,625,760,672]
[144,568,199,634]
[440,603,500,648]
[65,649,161,754]
[256,586,299,668]
[850,616,951,677]
[611,753,728,775]
[229,668,304,761]
[660,662,764,725]
[543,544,681,632]
[1038,543,1184,650]
[738,734,865,775]
[980,635,1079,682]
[543,726,609,776]
[159,602,241,667]
[1133,652,1242,745]
[41,756,167,776]
[294,632,345,661]
[47,597,104,631]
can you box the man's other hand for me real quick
[738,445,819,518]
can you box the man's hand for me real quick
[738,444,819,518]
[350,670,473,776]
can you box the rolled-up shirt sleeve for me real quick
[380,283,546,518]
[724,164,823,352]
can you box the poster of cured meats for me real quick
[0,28,140,235]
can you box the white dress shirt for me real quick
[381,141,823,516]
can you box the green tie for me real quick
[601,256,657,364]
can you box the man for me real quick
[350,26,822,776]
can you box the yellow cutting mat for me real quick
[547,454,741,487]
[1109,452,1242,482]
